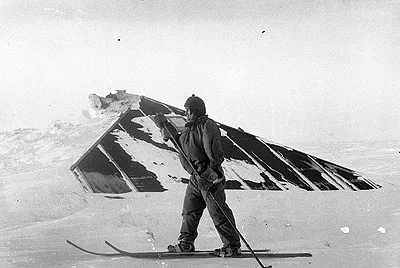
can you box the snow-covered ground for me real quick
[1,115,399,268]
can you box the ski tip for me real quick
[104,240,116,250]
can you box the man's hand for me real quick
[160,128,172,142]
[200,166,219,183]
[153,113,168,129]
[154,115,179,143]
[197,166,221,193]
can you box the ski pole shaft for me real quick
[163,124,269,268]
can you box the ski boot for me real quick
[167,241,195,253]
[214,245,242,257]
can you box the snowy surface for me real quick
[1,115,399,268]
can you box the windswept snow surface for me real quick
[1,116,399,268]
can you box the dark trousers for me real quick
[178,176,241,248]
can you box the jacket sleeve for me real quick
[179,153,195,175]
[203,120,224,174]
[163,122,194,174]
[163,122,180,143]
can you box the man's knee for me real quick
[182,210,204,220]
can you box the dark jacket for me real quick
[178,115,224,178]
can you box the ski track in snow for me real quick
[1,114,399,268]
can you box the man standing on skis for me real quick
[154,94,241,257]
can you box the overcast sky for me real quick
[1,0,399,143]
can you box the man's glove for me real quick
[198,166,222,193]
[153,113,176,142]
[160,127,172,142]
[153,113,168,129]
[200,166,219,183]
[194,160,207,174]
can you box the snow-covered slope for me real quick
[1,107,399,268]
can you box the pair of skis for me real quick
[67,239,311,262]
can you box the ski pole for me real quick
[163,124,271,268]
